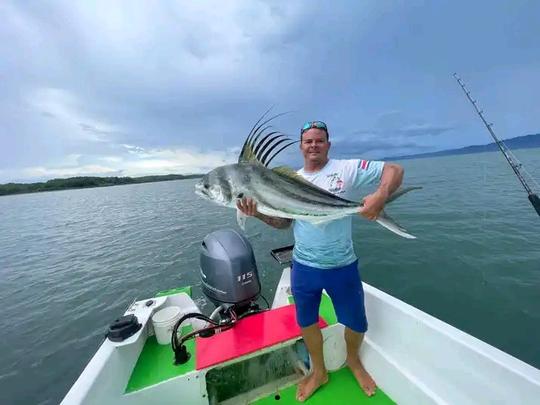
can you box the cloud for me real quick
[118,146,237,175]
[396,125,455,137]
[1,1,539,183]
[22,164,119,179]
[331,137,431,159]
[28,88,120,142]
[122,144,147,154]
[355,125,455,138]
[336,110,457,158]
[98,156,123,164]
[6,145,237,182]
[0,1,317,181]
[354,111,455,138]
[79,123,119,137]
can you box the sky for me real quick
[1,0,539,183]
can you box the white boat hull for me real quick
[61,267,540,404]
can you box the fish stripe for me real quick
[254,132,286,163]
[218,175,232,202]
[265,140,299,166]
[262,168,358,208]
[260,137,294,165]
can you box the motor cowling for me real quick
[200,229,260,306]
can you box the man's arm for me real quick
[377,162,404,197]
[361,162,404,220]
[236,197,292,229]
[255,212,293,229]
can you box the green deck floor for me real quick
[251,367,395,404]
[125,326,195,393]
[155,285,192,298]
[126,285,195,393]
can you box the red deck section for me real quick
[195,304,327,370]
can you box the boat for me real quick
[61,229,540,404]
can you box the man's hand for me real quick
[360,162,403,220]
[359,190,388,220]
[236,197,258,216]
[236,196,292,229]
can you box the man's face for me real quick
[300,128,330,164]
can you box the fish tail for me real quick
[376,210,416,239]
[386,186,422,204]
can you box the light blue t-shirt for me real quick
[292,159,385,269]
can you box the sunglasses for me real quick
[301,121,328,134]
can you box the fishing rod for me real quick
[453,73,540,217]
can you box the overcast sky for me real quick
[1,1,539,182]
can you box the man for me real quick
[236,120,404,402]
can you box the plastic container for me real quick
[152,306,182,345]
[167,293,206,330]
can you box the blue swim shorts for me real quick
[291,259,368,333]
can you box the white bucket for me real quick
[152,306,182,345]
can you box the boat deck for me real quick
[125,286,194,393]
[125,326,195,393]
[62,271,540,405]
[126,290,341,391]
[252,367,395,404]
[125,287,396,403]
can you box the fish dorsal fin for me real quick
[238,143,260,164]
[238,110,299,166]
[272,165,300,178]
[272,165,313,186]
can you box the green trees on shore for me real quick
[0,174,202,196]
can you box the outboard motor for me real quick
[172,229,264,365]
[200,229,261,314]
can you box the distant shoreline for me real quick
[384,133,540,161]
[0,174,203,197]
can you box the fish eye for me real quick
[204,184,209,189]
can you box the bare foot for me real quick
[347,358,377,396]
[296,371,329,402]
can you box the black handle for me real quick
[528,194,540,217]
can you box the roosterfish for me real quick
[195,113,420,239]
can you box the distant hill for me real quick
[384,133,540,161]
[0,174,203,196]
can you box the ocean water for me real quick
[0,149,539,404]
